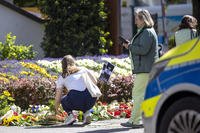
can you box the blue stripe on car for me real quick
[144,61,200,99]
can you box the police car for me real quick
[141,37,200,133]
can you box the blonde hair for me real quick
[137,9,154,28]
[61,55,79,78]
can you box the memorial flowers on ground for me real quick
[0,91,132,126]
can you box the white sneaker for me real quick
[64,113,76,125]
[83,110,92,125]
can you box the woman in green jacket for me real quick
[121,9,159,128]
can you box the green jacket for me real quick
[129,27,159,74]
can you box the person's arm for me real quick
[54,76,64,114]
[55,88,62,114]
[129,30,153,55]
[122,38,130,49]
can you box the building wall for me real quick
[121,7,133,40]
[0,4,44,58]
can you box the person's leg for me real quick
[61,89,96,124]
[128,73,149,124]
[60,92,77,125]
[83,89,97,112]
[65,89,96,112]
[61,94,73,114]
[82,89,97,124]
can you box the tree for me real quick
[13,0,37,7]
[192,0,200,33]
[39,0,112,57]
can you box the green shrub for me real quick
[0,33,36,60]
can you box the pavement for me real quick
[0,118,144,133]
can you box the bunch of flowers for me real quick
[20,62,57,79]
[0,95,132,126]
[0,91,15,116]
[87,101,132,121]
[0,72,18,83]
[0,104,52,126]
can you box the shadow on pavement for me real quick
[25,123,85,129]
[77,127,133,133]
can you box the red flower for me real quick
[102,102,107,106]
[114,110,121,116]
[107,110,114,116]
[119,103,129,110]
[21,114,28,119]
[124,109,131,118]
[13,112,18,116]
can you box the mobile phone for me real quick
[119,36,129,44]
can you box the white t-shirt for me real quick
[56,68,87,91]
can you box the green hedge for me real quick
[39,0,112,57]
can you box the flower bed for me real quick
[0,55,134,126]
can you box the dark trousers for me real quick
[61,89,97,113]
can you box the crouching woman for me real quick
[55,55,101,125]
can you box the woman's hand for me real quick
[123,42,130,49]
[55,106,62,115]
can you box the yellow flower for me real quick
[20,71,28,75]
[20,62,51,78]
[51,75,58,80]
[3,90,11,97]
[20,71,35,76]
[2,118,9,126]
[10,115,20,122]
[0,73,18,81]
[0,72,6,77]
[2,116,20,126]
[9,75,18,80]
[0,77,10,83]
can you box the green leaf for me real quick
[8,97,15,101]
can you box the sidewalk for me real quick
[0,118,144,133]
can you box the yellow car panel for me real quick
[141,94,161,118]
